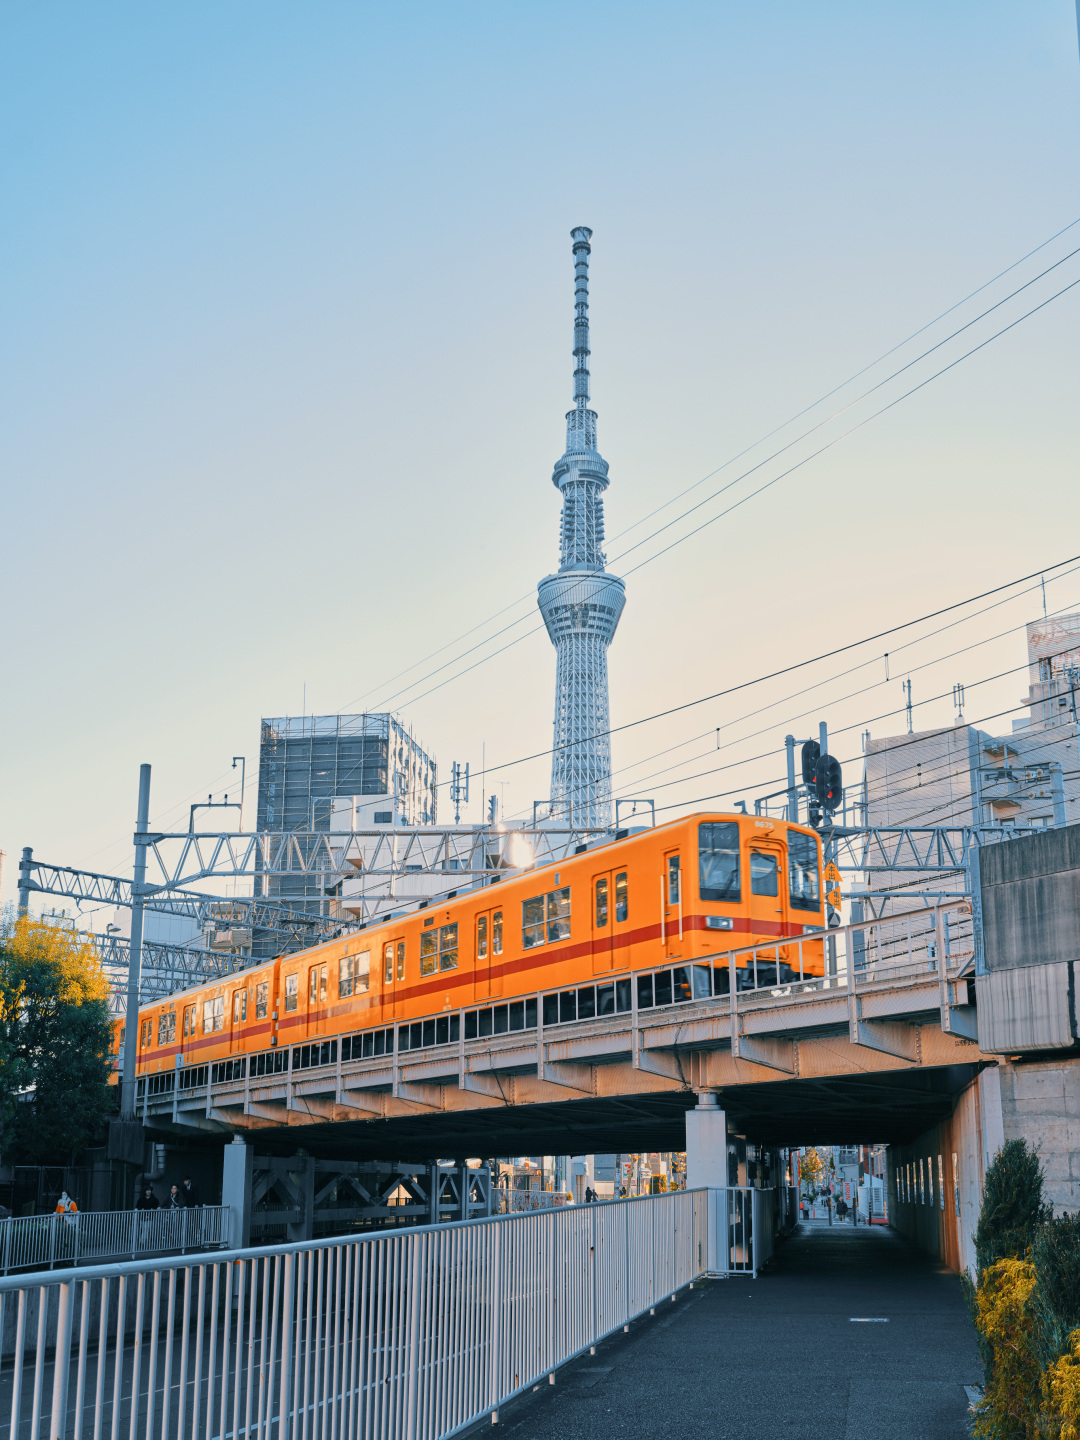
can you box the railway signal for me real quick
[800,740,820,787]
[815,754,843,812]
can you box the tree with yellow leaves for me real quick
[0,918,114,1164]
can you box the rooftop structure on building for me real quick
[252,714,437,956]
[537,227,625,831]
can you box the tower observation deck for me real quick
[537,227,625,829]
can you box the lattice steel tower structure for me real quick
[538,227,625,829]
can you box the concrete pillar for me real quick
[222,1136,252,1251]
[686,1092,731,1274]
[685,1092,728,1189]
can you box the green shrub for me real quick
[1032,1215,1080,1372]
[975,1140,1051,1279]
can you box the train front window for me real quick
[788,832,821,912]
[750,851,779,897]
[699,823,741,902]
[595,878,608,927]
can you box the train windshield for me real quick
[788,831,821,911]
[698,822,741,902]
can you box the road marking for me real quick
[850,1317,889,1322]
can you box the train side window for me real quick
[667,856,680,905]
[355,950,371,993]
[319,965,328,1003]
[750,851,778,897]
[788,832,821,912]
[396,941,405,980]
[477,915,488,959]
[232,992,247,1024]
[384,944,394,984]
[284,974,298,1012]
[203,997,224,1033]
[492,912,502,955]
[699,823,741,902]
[522,896,545,949]
[158,1012,176,1045]
[255,982,268,1019]
[615,873,628,922]
[340,956,355,999]
[546,888,571,943]
[183,1006,194,1037]
[595,878,608,927]
[439,924,458,971]
[421,931,437,976]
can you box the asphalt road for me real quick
[476,1220,982,1440]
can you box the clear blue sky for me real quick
[2,2,1080,907]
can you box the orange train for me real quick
[121,813,825,1081]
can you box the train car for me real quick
[130,812,824,1079]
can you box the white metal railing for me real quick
[0,1189,740,1440]
[496,1188,571,1213]
[0,1207,228,1274]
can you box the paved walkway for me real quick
[482,1221,982,1440]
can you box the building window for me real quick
[667,856,680,906]
[203,996,224,1034]
[699,822,741,902]
[421,924,458,975]
[492,913,502,955]
[285,975,298,1012]
[255,982,268,1019]
[522,888,571,949]
[232,991,247,1025]
[615,873,628,923]
[157,1012,176,1045]
[595,878,608,928]
[788,831,821,912]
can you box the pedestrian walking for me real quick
[181,1175,201,1207]
[136,1186,159,1211]
[55,1191,78,1225]
[167,1184,183,1209]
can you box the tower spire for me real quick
[537,227,626,829]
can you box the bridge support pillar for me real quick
[686,1092,730,1274]
[288,1156,315,1243]
[685,1091,728,1188]
[223,1136,252,1251]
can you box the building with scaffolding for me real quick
[252,714,437,956]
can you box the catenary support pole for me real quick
[121,764,152,1120]
[785,735,798,822]
[17,847,32,919]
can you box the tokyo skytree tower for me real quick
[537,227,625,829]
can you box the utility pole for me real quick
[17,847,32,918]
[785,735,798,822]
[121,764,152,1121]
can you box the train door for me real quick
[748,842,787,982]
[591,872,613,974]
[662,847,683,958]
[230,983,248,1054]
[612,868,632,971]
[474,908,504,998]
[382,937,406,1018]
[306,961,328,1037]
